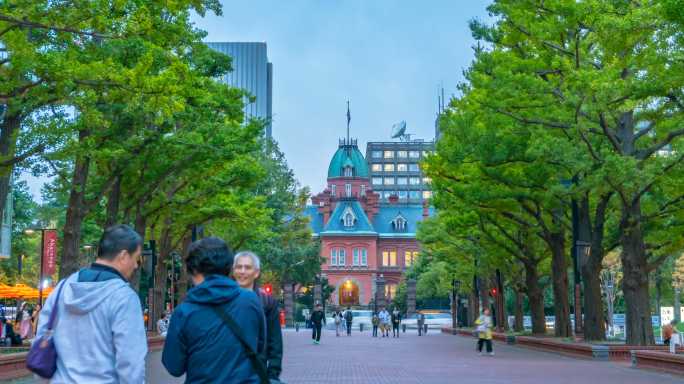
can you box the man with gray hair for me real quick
[233,251,283,382]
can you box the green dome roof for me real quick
[327,144,369,178]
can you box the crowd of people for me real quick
[30,224,284,384]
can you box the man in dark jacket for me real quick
[344,307,353,336]
[162,237,266,383]
[233,251,283,381]
[310,304,325,344]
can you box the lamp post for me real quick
[24,228,50,306]
[452,279,461,329]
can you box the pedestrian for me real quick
[30,304,41,336]
[310,303,325,344]
[344,306,354,336]
[476,308,494,356]
[233,251,284,382]
[663,319,679,345]
[379,307,391,337]
[18,303,32,339]
[33,224,147,382]
[157,312,169,337]
[417,313,426,336]
[372,312,380,337]
[391,308,401,338]
[162,237,267,383]
[334,309,343,337]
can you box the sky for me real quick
[21,0,492,201]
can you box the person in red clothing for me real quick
[663,319,679,345]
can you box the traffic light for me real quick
[263,284,273,295]
[490,287,497,297]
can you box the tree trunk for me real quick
[479,277,490,313]
[177,231,192,303]
[514,289,524,332]
[524,262,546,335]
[60,132,91,278]
[0,111,21,224]
[469,291,479,326]
[675,288,681,323]
[549,231,571,337]
[104,175,121,228]
[151,220,172,331]
[581,194,610,341]
[620,201,655,345]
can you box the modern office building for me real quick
[206,42,273,137]
[365,140,435,203]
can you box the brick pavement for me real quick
[280,328,683,384]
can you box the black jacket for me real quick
[310,309,326,325]
[257,288,283,380]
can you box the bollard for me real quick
[360,323,364,332]
[402,323,406,333]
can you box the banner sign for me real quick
[42,230,58,276]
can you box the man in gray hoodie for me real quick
[35,225,147,383]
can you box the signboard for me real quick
[660,307,684,326]
[42,230,58,276]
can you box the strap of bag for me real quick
[210,306,269,384]
[46,280,67,330]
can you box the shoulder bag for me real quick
[26,280,67,378]
[211,305,271,384]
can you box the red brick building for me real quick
[305,138,433,306]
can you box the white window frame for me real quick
[344,166,353,177]
[372,150,382,158]
[353,248,359,266]
[383,163,395,172]
[345,183,352,197]
[339,249,346,265]
[397,163,408,172]
[372,163,382,172]
[372,177,383,185]
[383,150,395,159]
[331,184,337,196]
[409,163,420,172]
[397,150,408,158]
[384,177,395,185]
[361,248,368,266]
[331,248,338,266]
[409,151,420,158]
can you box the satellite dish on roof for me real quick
[391,121,407,138]
[390,121,412,141]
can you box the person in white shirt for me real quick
[157,312,169,337]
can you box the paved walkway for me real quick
[279,329,682,384]
[6,329,682,383]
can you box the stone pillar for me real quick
[407,278,417,316]
[283,282,294,327]
[375,274,386,310]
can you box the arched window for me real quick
[344,166,353,177]
[392,214,407,231]
[344,213,354,227]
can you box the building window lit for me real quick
[383,163,395,172]
[384,177,395,185]
[397,150,408,158]
[409,151,420,158]
[372,151,382,158]
[397,177,407,185]
[345,183,352,197]
[409,163,420,172]
[405,251,419,267]
[372,177,382,185]
[382,250,397,266]
[397,163,408,172]
[383,150,395,159]
[423,191,432,199]
[385,284,397,299]
[372,163,382,172]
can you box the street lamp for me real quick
[23,227,53,306]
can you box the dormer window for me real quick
[391,214,407,231]
[342,206,356,228]
[344,166,353,177]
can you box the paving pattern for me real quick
[7,329,683,383]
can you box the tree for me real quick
[454,0,684,345]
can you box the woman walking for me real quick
[475,308,494,356]
[18,303,32,339]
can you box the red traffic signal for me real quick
[263,284,273,295]
[490,288,498,297]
